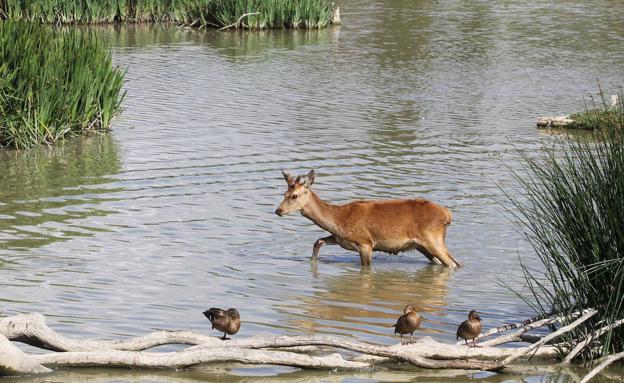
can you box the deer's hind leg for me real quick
[312,235,337,259]
[423,234,462,268]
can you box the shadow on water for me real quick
[0,135,123,250]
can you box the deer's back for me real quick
[337,198,451,244]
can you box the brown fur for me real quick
[276,170,461,267]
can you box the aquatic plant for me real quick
[206,0,333,29]
[571,87,624,130]
[0,0,334,28]
[0,21,125,149]
[511,89,624,362]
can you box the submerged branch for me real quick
[579,351,624,383]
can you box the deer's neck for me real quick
[301,192,343,235]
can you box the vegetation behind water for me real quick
[0,0,334,28]
[0,21,125,149]
[513,90,624,362]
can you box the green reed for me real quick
[0,21,125,149]
[0,0,334,28]
[511,91,624,362]
[570,86,624,130]
[206,0,332,29]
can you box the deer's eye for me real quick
[291,194,298,200]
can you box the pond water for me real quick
[1,1,624,382]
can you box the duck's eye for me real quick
[291,194,298,200]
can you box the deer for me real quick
[275,170,461,268]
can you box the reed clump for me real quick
[206,0,333,29]
[570,87,624,131]
[0,0,335,29]
[0,21,125,149]
[512,89,624,362]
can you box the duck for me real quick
[392,305,422,345]
[203,307,241,340]
[456,310,482,347]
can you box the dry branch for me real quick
[537,116,577,128]
[219,12,261,30]
[466,308,590,345]
[492,309,598,370]
[0,333,51,375]
[562,318,624,364]
[0,312,580,376]
[32,348,369,370]
[0,313,214,351]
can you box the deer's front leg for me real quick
[358,244,373,267]
[312,235,337,259]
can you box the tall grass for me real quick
[206,0,333,29]
[0,21,125,149]
[512,89,624,362]
[571,86,624,130]
[0,0,334,28]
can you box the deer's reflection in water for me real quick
[281,264,454,342]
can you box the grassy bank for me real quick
[513,91,624,362]
[0,0,335,29]
[0,21,125,149]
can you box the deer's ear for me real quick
[282,171,293,186]
[304,170,315,188]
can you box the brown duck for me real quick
[456,310,482,347]
[392,305,422,345]
[203,308,241,340]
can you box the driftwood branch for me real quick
[537,116,577,128]
[579,351,624,383]
[218,12,261,30]
[0,313,214,351]
[493,308,598,370]
[466,308,590,345]
[32,348,369,370]
[0,333,51,375]
[562,318,624,364]
[0,312,594,376]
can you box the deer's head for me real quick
[275,170,315,216]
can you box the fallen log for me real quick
[0,333,51,375]
[0,312,575,376]
[536,116,578,128]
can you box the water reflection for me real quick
[202,28,340,62]
[2,364,612,383]
[93,23,341,63]
[0,135,122,250]
[92,23,195,47]
[277,265,453,344]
